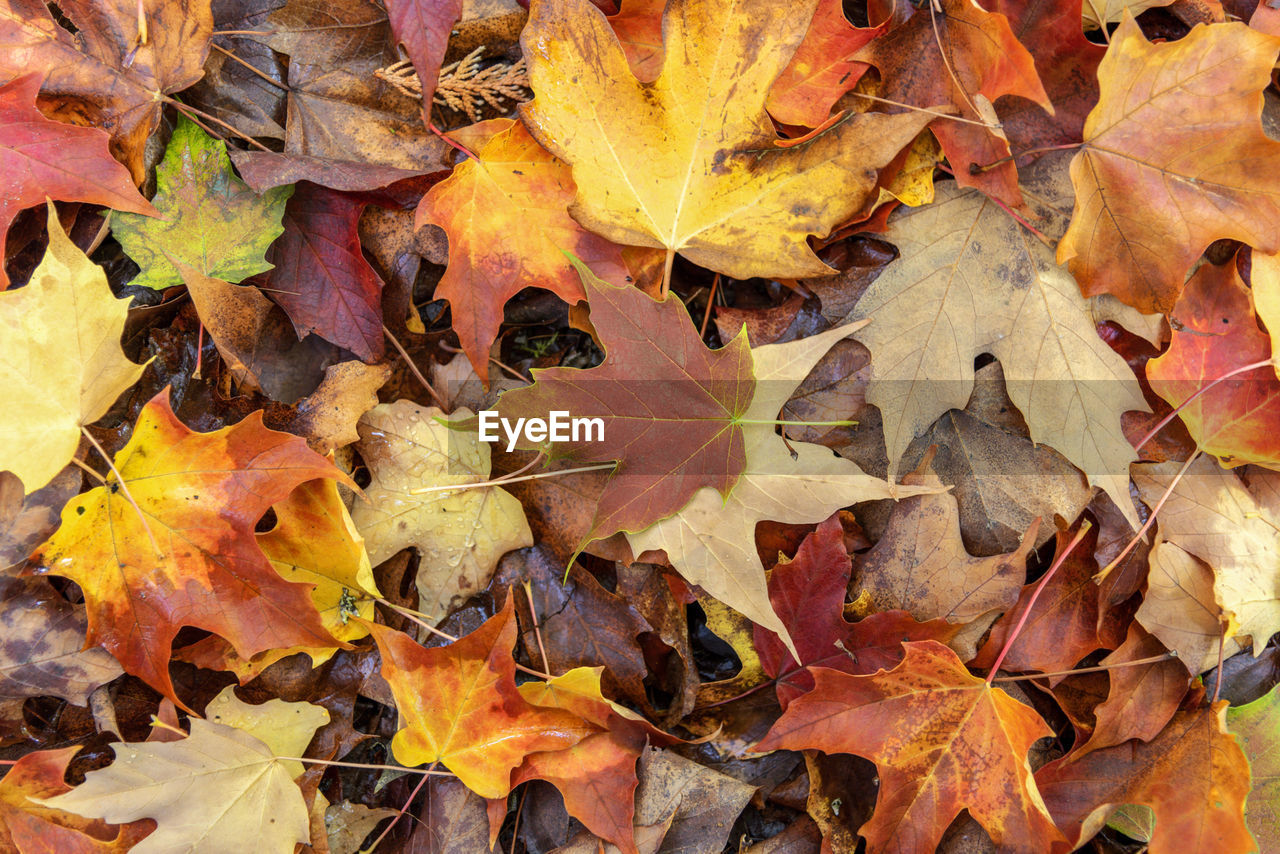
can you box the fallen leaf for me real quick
[416,117,633,383]
[1254,251,1280,380]
[765,0,881,128]
[607,0,664,81]
[0,203,146,494]
[497,258,754,540]
[1081,0,1175,27]
[112,118,292,289]
[41,717,321,854]
[386,0,463,107]
[836,182,1147,525]
[0,576,122,705]
[1134,456,1280,654]
[350,401,532,618]
[1078,623,1189,757]
[326,801,396,854]
[266,182,386,363]
[973,521,1108,677]
[365,600,595,797]
[626,323,934,656]
[0,467,80,571]
[31,390,342,701]
[202,685,331,779]
[288,360,392,453]
[1036,703,1253,854]
[253,0,450,170]
[0,0,213,182]
[1057,16,1280,313]
[1227,684,1280,852]
[520,0,932,279]
[756,641,1064,852]
[853,459,1036,627]
[1139,540,1240,674]
[0,73,155,288]
[857,0,1051,205]
[0,747,138,853]
[1146,256,1280,468]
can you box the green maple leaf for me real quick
[113,117,292,289]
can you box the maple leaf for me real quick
[0,0,213,183]
[765,0,882,128]
[41,710,326,854]
[497,260,754,540]
[988,0,1103,156]
[350,401,532,618]
[854,460,1037,627]
[1139,540,1241,674]
[1227,684,1280,850]
[756,641,1064,853]
[1255,251,1280,380]
[857,0,1051,206]
[0,747,142,852]
[1134,457,1280,654]
[0,203,147,494]
[1081,0,1174,27]
[385,0,462,107]
[520,0,932,280]
[608,0,664,81]
[31,390,342,702]
[202,686,331,780]
[1036,703,1253,854]
[252,0,450,169]
[416,117,633,384]
[626,323,938,660]
[834,181,1148,525]
[1146,256,1280,468]
[1057,16,1280,314]
[265,182,387,363]
[0,73,155,288]
[1078,623,1189,757]
[365,600,596,797]
[112,118,292,290]
[755,516,962,708]
[0,577,122,705]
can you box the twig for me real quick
[383,324,449,410]
[522,580,552,676]
[699,274,720,339]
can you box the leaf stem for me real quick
[1133,358,1276,452]
[968,143,1082,174]
[408,463,615,495]
[661,248,675,299]
[985,519,1093,684]
[163,97,274,153]
[81,427,162,558]
[1096,451,1200,582]
[991,651,1177,683]
[365,761,436,851]
[382,324,449,410]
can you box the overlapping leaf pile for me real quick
[1,0,1279,851]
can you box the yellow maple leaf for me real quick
[0,203,146,493]
[519,0,932,281]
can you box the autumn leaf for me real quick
[756,641,1064,853]
[365,600,596,797]
[1134,457,1280,654]
[853,459,1037,628]
[265,182,387,363]
[1078,623,1189,757]
[202,686,331,779]
[765,0,882,128]
[833,181,1148,524]
[0,0,213,183]
[385,0,462,108]
[416,117,633,384]
[1227,684,1280,851]
[1036,703,1253,854]
[1138,540,1241,674]
[0,73,156,288]
[1057,15,1280,314]
[497,259,754,540]
[1146,256,1280,468]
[520,0,933,280]
[350,401,532,618]
[1081,0,1174,27]
[0,576,122,705]
[0,203,147,494]
[625,322,935,656]
[112,118,292,289]
[0,747,140,853]
[857,0,1051,205]
[41,709,326,854]
[31,390,343,701]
